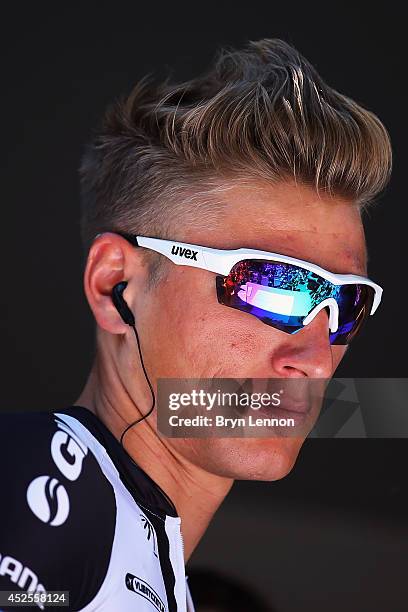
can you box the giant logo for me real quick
[0,553,46,610]
[26,476,69,526]
[26,418,88,527]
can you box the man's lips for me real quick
[278,400,311,414]
[253,396,318,420]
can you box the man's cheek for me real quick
[332,345,348,369]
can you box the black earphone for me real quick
[112,281,135,326]
[111,281,156,447]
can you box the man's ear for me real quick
[83,232,138,334]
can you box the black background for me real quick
[1,3,406,611]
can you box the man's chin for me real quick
[203,436,306,481]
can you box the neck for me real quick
[75,352,233,560]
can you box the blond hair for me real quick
[79,38,392,269]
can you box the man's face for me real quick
[131,180,368,481]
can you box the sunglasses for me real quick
[114,232,382,345]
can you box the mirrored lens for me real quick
[329,284,375,344]
[216,260,374,345]
[216,260,332,334]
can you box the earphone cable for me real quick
[119,324,155,448]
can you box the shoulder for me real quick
[0,408,116,609]
[0,408,116,526]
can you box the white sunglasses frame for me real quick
[111,233,383,335]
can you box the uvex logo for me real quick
[171,245,198,260]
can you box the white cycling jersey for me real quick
[0,405,195,612]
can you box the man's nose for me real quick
[271,308,333,378]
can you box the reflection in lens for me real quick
[216,260,374,345]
